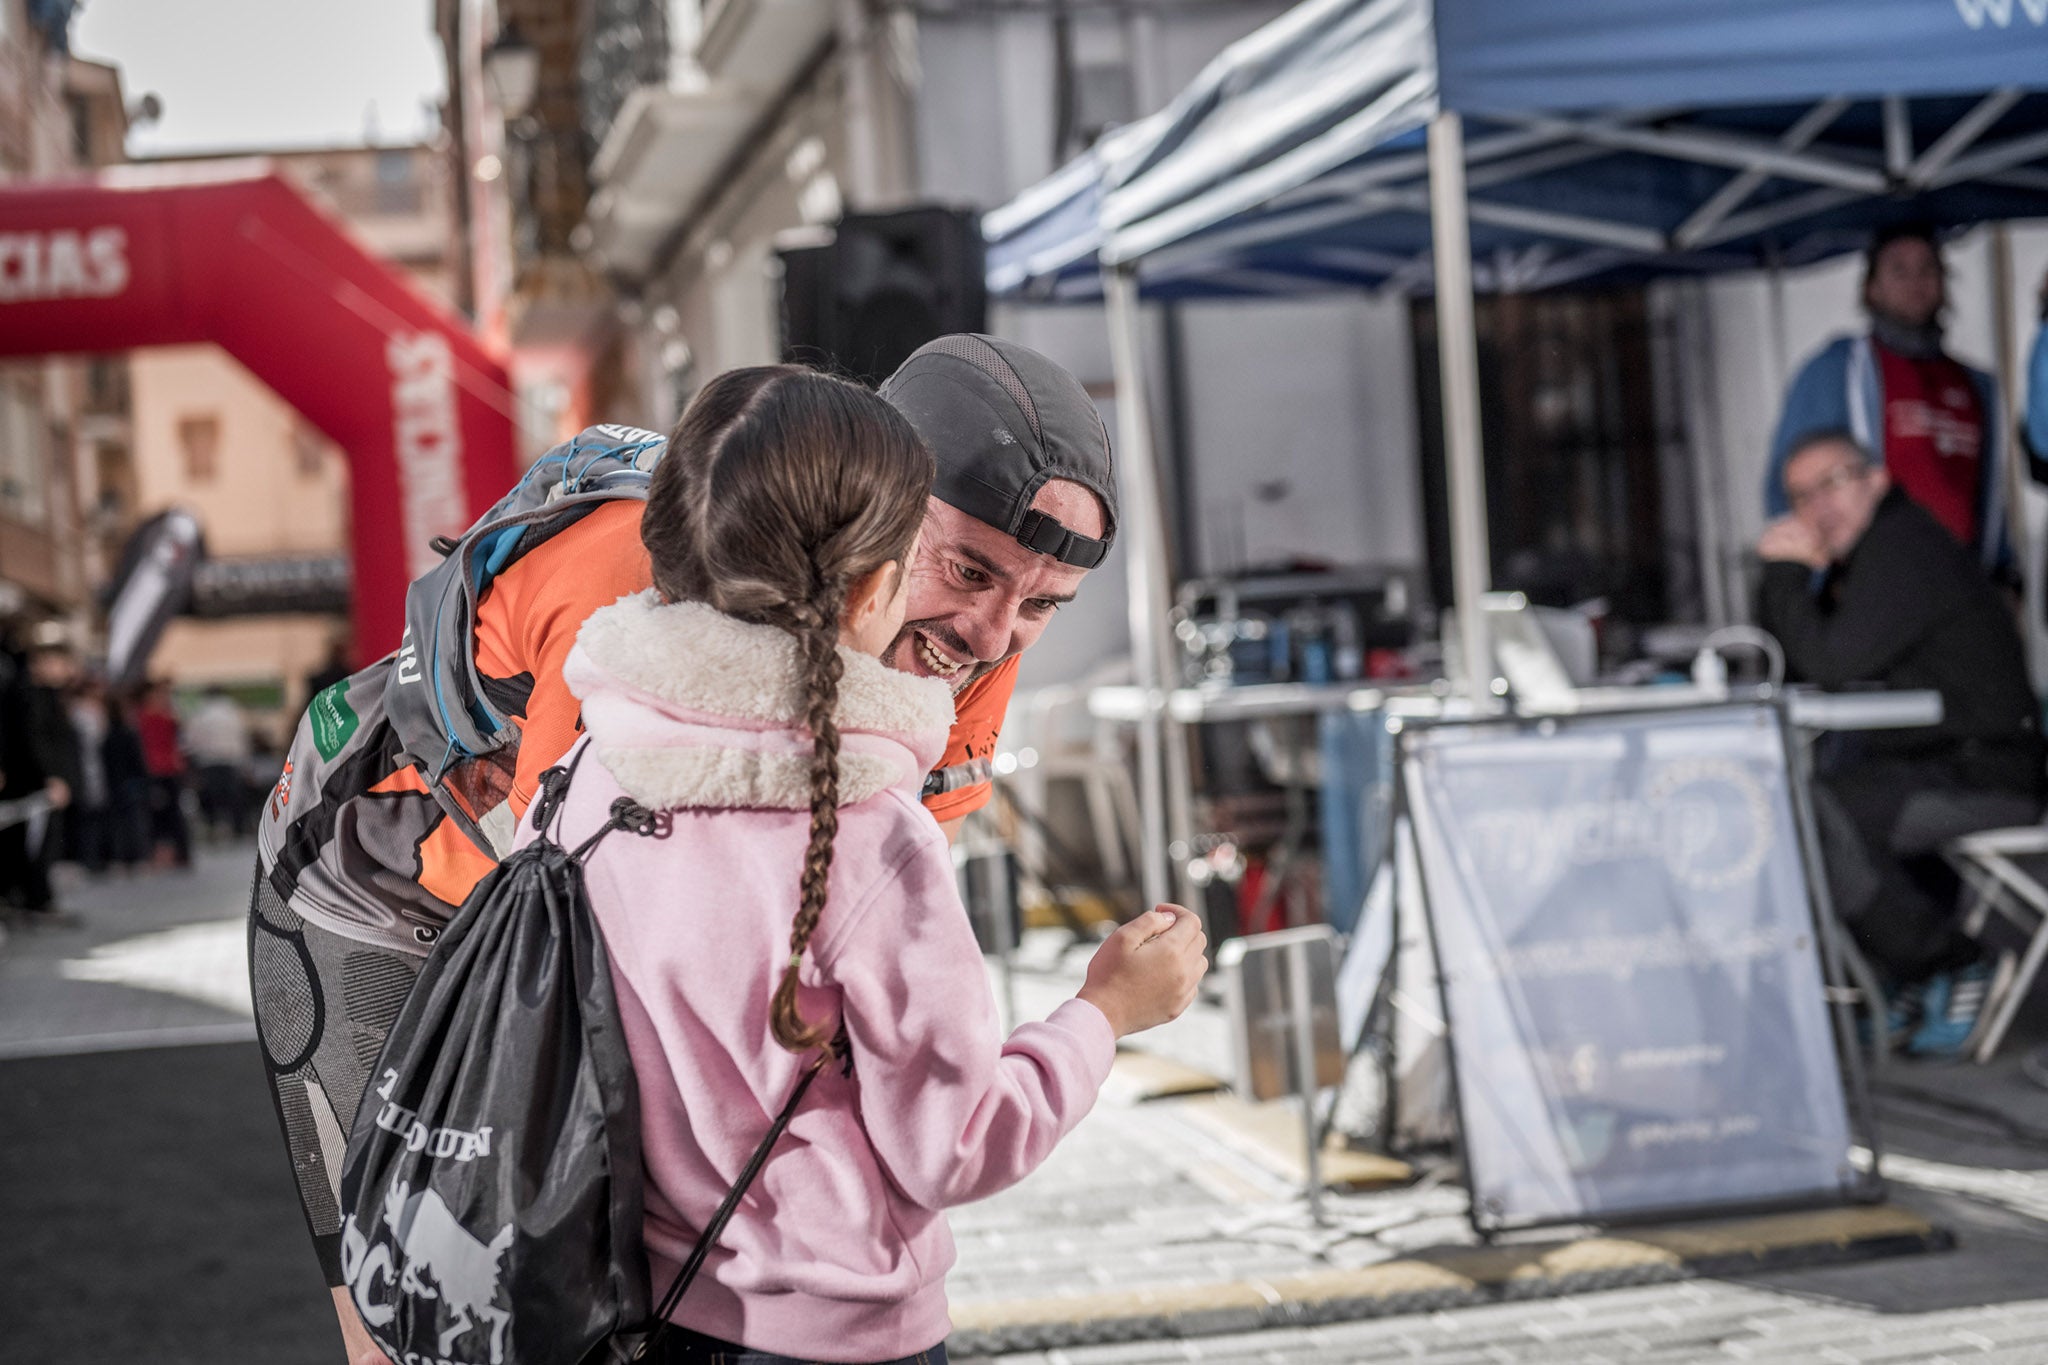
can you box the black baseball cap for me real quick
[879,334,1117,569]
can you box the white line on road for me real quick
[0,1021,258,1060]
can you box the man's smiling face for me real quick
[883,480,1106,693]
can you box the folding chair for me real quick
[1943,825,2048,1062]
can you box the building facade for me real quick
[452,0,1307,689]
[0,0,130,649]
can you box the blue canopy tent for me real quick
[989,0,2048,296]
[983,0,2048,904]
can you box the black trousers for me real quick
[66,804,110,874]
[147,774,192,864]
[1811,752,2040,984]
[646,1326,946,1365]
[196,763,251,837]
[0,816,52,910]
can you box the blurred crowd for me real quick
[0,641,271,926]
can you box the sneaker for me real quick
[1906,952,2016,1060]
[1856,978,1924,1052]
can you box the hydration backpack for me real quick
[255,424,666,955]
[385,423,668,856]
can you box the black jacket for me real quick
[1758,489,2044,793]
[102,714,148,791]
[25,685,82,792]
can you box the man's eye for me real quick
[1028,599,1060,615]
[955,562,988,585]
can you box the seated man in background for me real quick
[1758,430,2042,1055]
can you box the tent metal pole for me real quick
[1907,89,2021,188]
[1765,249,1790,420]
[1932,126,2048,189]
[1500,113,1887,193]
[1105,262,1174,909]
[1674,97,1851,250]
[1693,186,1862,252]
[1883,96,1913,180]
[1675,281,1734,627]
[1427,110,1495,702]
[1989,223,2042,673]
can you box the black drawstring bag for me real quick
[337,752,842,1365]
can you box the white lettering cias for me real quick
[0,227,130,302]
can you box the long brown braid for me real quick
[641,366,934,1053]
[778,582,846,1051]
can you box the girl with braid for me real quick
[522,366,1207,1365]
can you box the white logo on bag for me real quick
[395,628,423,686]
[371,1068,497,1161]
[592,423,663,444]
[342,1180,514,1365]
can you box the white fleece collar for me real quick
[567,591,956,812]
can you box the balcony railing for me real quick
[508,123,593,268]
[580,0,670,157]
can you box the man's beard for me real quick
[884,618,998,694]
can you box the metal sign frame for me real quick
[1218,924,1347,1221]
[1373,698,1883,1238]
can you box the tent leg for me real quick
[1677,281,1737,626]
[1990,223,2042,675]
[1427,111,1495,701]
[1106,264,1176,910]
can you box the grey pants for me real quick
[1811,756,2040,984]
[247,867,423,1285]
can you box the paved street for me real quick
[7,844,2048,1363]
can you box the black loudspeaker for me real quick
[778,243,834,373]
[778,206,988,386]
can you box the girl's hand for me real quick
[1076,906,1208,1038]
[329,1286,394,1365]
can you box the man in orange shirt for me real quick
[262,336,1119,1365]
[882,333,1118,833]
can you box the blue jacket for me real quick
[1765,333,2008,575]
[2026,319,2048,477]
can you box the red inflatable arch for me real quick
[0,162,519,660]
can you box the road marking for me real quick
[0,1021,257,1060]
[55,918,253,1017]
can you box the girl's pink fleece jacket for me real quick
[518,592,1116,1362]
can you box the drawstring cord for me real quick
[532,750,671,861]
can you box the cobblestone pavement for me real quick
[955,1287,2048,1364]
[8,846,2048,1363]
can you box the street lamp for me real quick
[484,22,540,121]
